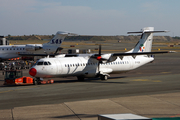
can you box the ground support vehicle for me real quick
[3,70,54,85]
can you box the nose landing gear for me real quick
[33,77,40,85]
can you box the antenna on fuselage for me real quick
[44,51,49,58]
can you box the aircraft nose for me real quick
[29,68,37,76]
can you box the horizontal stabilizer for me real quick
[56,31,77,36]
[127,30,169,34]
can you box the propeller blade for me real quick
[99,45,101,56]
[97,44,102,72]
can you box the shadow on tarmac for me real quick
[52,114,97,119]
[53,76,128,84]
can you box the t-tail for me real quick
[128,27,168,53]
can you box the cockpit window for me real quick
[35,61,51,66]
[44,62,48,65]
[37,62,43,65]
[48,62,51,65]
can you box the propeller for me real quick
[97,45,102,72]
[91,45,107,74]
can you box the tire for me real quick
[33,79,38,85]
[101,75,108,80]
[33,79,39,85]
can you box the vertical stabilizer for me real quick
[128,27,168,53]
[42,31,76,54]
[45,31,70,47]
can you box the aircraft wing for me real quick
[18,53,50,56]
[18,47,63,57]
[64,51,175,58]
[112,51,174,56]
[90,51,175,62]
[92,51,174,57]
[19,51,174,59]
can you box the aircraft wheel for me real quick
[101,75,108,80]
[33,77,40,85]
[77,76,84,81]
[33,79,38,85]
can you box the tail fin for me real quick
[42,31,77,54]
[128,27,168,53]
[45,31,72,46]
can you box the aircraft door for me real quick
[54,59,62,74]
[128,57,134,69]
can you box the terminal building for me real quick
[0,36,9,45]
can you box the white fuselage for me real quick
[0,45,26,59]
[0,44,58,59]
[0,31,68,60]
[31,55,154,78]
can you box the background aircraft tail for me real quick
[128,27,168,53]
[42,31,76,54]
[45,31,71,47]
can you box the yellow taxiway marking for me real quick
[131,79,150,81]
[0,86,38,94]
[131,79,162,82]
[161,72,171,74]
[152,80,162,82]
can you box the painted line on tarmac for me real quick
[170,113,180,117]
[131,79,162,82]
[161,72,171,74]
[0,86,38,94]
[131,79,150,81]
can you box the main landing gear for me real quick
[100,75,108,80]
[76,75,109,81]
[77,76,84,81]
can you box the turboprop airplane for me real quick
[0,31,73,60]
[29,27,173,83]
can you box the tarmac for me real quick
[0,48,180,120]
[1,91,180,120]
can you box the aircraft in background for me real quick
[29,27,173,83]
[0,31,74,61]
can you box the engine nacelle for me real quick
[25,44,42,51]
[101,54,117,63]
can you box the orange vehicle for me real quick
[3,70,54,85]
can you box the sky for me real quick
[0,0,179,36]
